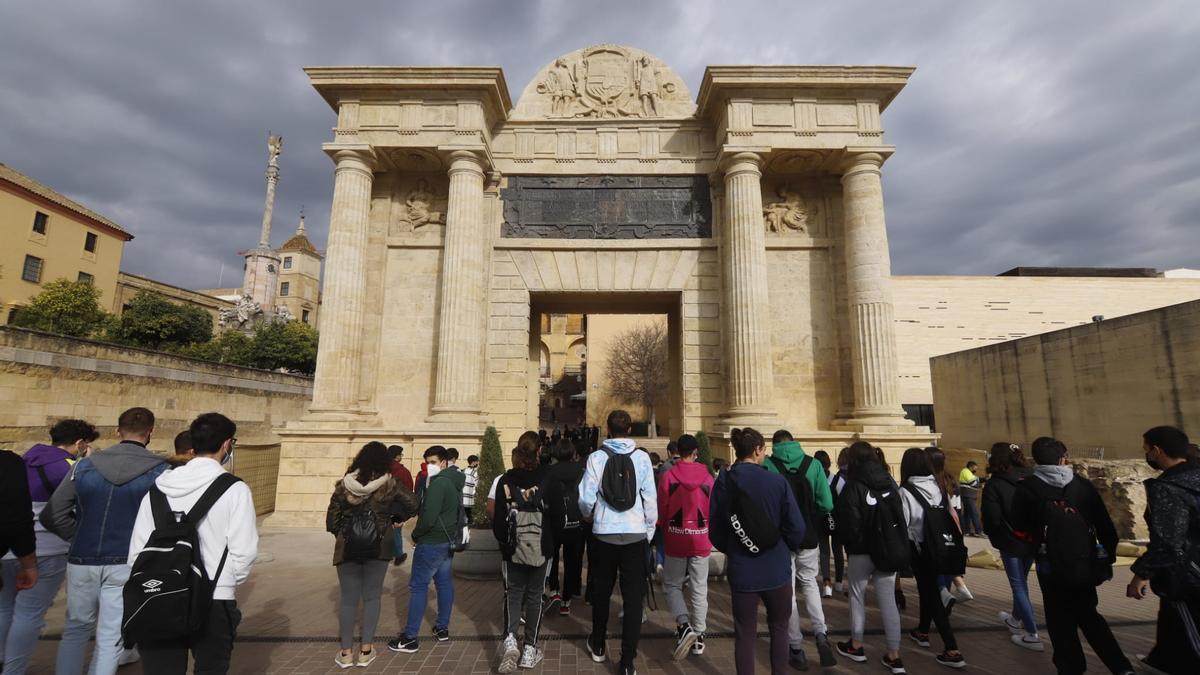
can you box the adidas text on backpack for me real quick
[122,473,241,645]
[903,484,967,576]
[600,447,640,512]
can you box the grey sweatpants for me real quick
[663,555,708,632]
[847,554,901,650]
[336,559,389,649]
[502,560,550,646]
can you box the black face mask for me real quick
[1145,450,1160,471]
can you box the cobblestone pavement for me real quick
[24,528,1159,674]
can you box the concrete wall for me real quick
[930,300,1200,459]
[894,276,1200,406]
[0,326,312,514]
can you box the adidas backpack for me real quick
[903,483,967,576]
[724,470,780,556]
[122,473,241,645]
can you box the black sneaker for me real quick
[691,634,706,656]
[881,654,906,674]
[935,652,966,669]
[586,634,606,663]
[908,630,930,648]
[673,624,699,661]
[543,593,562,616]
[789,647,809,671]
[434,627,450,642]
[387,634,418,653]
[836,641,866,663]
[816,634,837,667]
[619,662,636,675]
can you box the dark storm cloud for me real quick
[1,0,1196,289]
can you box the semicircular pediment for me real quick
[512,44,694,121]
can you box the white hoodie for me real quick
[127,457,259,601]
[899,475,943,545]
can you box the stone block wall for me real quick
[1072,459,1156,541]
[0,326,312,513]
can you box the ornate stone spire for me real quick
[259,134,282,248]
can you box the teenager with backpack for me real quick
[765,429,837,669]
[899,448,967,669]
[493,438,552,672]
[1011,437,1134,675]
[389,446,465,655]
[981,442,1043,652]
[578,410,657,675]
[657,433,713,660]
[542,438,586,617]
[1127,426,1200,674]
[125,412,258,674]
[326,442,418,668]
[710,427,805,675]
[834,442,908,674]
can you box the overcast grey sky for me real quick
[2,1,1197,289]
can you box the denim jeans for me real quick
[403,544,453,638]
[56,563,130,675]
[1002,554,1038,634]
[0,554,68,675]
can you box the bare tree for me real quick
[605,323,668,437]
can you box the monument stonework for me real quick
[270,46,934,526]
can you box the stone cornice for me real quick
[305,66,512,123]
[696,65,915,117]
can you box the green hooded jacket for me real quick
[765,440,834,513]
[412,467,466,545]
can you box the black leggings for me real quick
[913,551,957,652]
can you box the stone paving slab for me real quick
[25,529,1159,674]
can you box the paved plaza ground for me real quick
[25,526,1159,674]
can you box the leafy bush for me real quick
[108,291,212,349]
[471,426,506,529]
[695,430,715,475]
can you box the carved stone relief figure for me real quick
[522,45,691,120]
[763,185,815,234]
[544,58,578,117]
[635,56,661,117]
[219,293,264,331]
[405,179,445,228]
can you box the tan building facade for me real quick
[0,164,133,322]
[275,216,323,326]
[114,272,234,326]
[270,45,934,527]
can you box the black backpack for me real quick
[1026,478,1112,589]
[561,473,584,531]
[863,483,911,574]
[723,469,780,556]
[768,455,820,550]
[502,481,547,566]
[122,473,241,646]
[342,502,384,562]
[600,448,640,512]
[903,483,967,576]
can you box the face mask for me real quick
[222,448,235,467]
[1145,452,1159,471]
[426,464,441,478]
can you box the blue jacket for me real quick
[710,461,805,592]
[41,441,167,565]
[578,439,657,541]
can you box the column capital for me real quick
[840,147,894,178]
[327,146,377,176]
[447,149,485,178]
[722,151,764,179]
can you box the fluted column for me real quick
[841,152,910,426]
[721,152,776,423]
[430,150,488,420]
[311,148,375,412]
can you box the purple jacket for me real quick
[19,444,74,557]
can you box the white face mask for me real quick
[426,464,442,478]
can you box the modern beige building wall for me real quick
[930,300,1200,460]
[0,164,132,322]
[893,276,1200,406]
[114,272,234,327]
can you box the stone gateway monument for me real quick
[270,45,934,526]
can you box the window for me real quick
[283,256,293,269]
[22,255,43,283]
[301,309,310,323]
[32,212,48,234]
[77,271,94,285]
[279,282,290,297]
[84,232,98,252]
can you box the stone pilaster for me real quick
[429,150,489,423]
[310,147,375,413]
[840,152,910,427]
[720,152,777,426]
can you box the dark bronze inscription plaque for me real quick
[501,175,712,239]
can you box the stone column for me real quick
[430,150,488,421]
[721,152,776,424]
[841,152,910,426]
[310,147,375,413]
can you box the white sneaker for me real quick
[518,644,544,669]
[998,611,1023,635]
[822,585,833,598]
[1011,633,1044,652]
[954,584,974,602]
[118,647,140,666]
[498,634,520,673]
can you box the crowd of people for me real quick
[1,407,1198,675]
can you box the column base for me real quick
[716,407,781,433]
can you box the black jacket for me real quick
[1010,468,1119,559]
[981,468,1033,555]
[834,463,901,555]
[493,467,553,562]
[541,460,585,538]
[1131,462,1200,581]
[0,450,35,560]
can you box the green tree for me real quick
[109,291,212,349]
[174,329,255,367]
[248,320,319,374]
[695,430,715,475]
[471,426,505,528]
[9,279,108,338]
